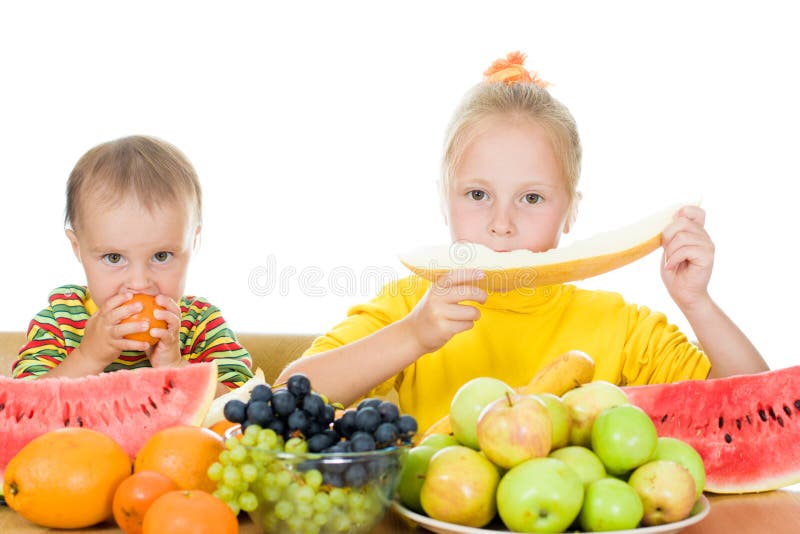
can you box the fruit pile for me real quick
[399,375,706,532]
[209,373,416,534]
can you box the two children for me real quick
[12,136,253,395]
[14,54,768,426]
[278,52,768,432]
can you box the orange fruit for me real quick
[3,428,131,529]
[142,490,238,534]
[209,420,239,438]
[134,425,224,492]
[113,471,179,534]
[122,294,167,345]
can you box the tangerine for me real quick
[113,470,179,534]
[142,490,238,534]
[3,427,131,529]
[122,294,167,345]
[209,419,240,438]
[134,425,224,492]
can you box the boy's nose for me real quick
[126,265,153,292]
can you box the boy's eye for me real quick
[523,193,543,205]
[468,190,487,201]
[153,251,172,263]
[103,253,123,265]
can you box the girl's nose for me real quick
[489,204,515,236]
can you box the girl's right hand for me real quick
[405,269,488,355]
[79,291,152,366]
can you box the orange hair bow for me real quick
[483,51,549,88]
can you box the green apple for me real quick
[534,393,571,449]
[561,381,628,447]
[653,437,706,499]
[628,460,696,526]
[449,377,514,449]
[476,393,552,469]
[548,446,606,487]
[418,433,460,451]
[420,445,500,527]
[397,445,436,513]
[579,477,644,531]
[591,404,658,475]
[496,457,584,533]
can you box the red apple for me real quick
[476,393,552,469]
[420,445,500,528]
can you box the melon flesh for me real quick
[400,203,688,292]
[625,365,800,494]
[0,362,217,495]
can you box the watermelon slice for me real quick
[625,365,800,494]
[0,362,217,496]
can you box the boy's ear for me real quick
[65,229,82,263]
[192,225,202,252]
[563,191,582,234]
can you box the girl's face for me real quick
[446,118,573,253]
[66,194,200,307]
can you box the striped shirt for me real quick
[13,285,253,388]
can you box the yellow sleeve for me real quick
[620,305,711,385]
[303,276,428,399]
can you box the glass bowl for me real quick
[218,426,407,534]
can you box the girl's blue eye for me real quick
[469,190,486,201]
[524,193,543,204]
[153,251,172,263]
[103,253,123,265]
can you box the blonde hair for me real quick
[441,79,582,208]
[65,135,202,230]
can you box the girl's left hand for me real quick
[660,205,714,311]
[147,295,186,368]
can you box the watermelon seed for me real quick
[778,416,785,427]
[168,379,175,388]
[759,409,768,422]
[768,407,777,420]
[746,414,752,425]
[76,416,84,427]
[660,414,668,423]
[784,405,792,417]
[0,402,5,411]
[795,400,800,411]
[724,433,732,443]
[63,418,69,426]
[736,418,741,430]
[141,404,151,417]
[718,416,724,428]
[149,397,158,410]
[16,412,24,423]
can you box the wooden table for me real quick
[2,486,799,532]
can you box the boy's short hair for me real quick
[65,135,202,230]
[441,82,582,207]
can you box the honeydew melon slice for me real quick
[202,367,266,427]
[400,203,688,292]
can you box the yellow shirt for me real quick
[304,276,711,432]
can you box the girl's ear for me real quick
[563,191,582,234]
[65,229,82,263]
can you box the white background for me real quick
[1,2,797,370]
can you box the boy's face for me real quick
[65,194,200,308]
[446,118,572,253]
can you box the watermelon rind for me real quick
[625,365,800,494]
[0,362,218,495]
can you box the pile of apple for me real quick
[397,378,705,532]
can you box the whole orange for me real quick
[121,294,167,345]
[143,490,238,534]
[113,471,179,534]
[134,425,224,492]
[3,428,131,529]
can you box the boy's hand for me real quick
[660,205,714,311]
[406,269,487,355]
[79,291,152,366]
[147,295,186,368]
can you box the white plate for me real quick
[391,494,710,534]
